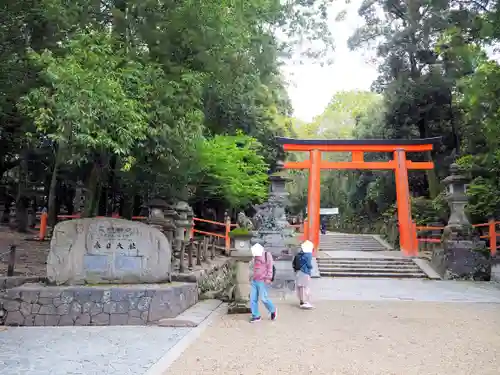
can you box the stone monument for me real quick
[431,163,491,280]
[47,217,172,285]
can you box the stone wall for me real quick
[0,283,197,326]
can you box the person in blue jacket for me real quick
[292,240,314,309]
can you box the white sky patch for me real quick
[281,0,378,122]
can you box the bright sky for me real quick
[282,0,378,122]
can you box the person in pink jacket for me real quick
[249,243,277,323]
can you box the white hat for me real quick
[251,243,264,257]
[301,240,314,253]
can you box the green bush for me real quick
[228,227,252,237]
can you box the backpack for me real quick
[264,252,276,282]
[292,253,302,272]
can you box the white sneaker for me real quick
[301,302,314,309]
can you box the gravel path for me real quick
[0,326,191,375]
[163,300,500,375]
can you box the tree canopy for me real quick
[0,0,334,229]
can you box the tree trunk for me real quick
[83,163,102,217]
[15,152,29,232]
[47,146,65,227]
[417,119,440,198]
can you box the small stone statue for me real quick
[236,212,254,231]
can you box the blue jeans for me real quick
[250,280,276,318]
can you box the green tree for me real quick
[196,134,269,209]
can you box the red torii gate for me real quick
[277,137,441,257]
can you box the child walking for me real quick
[292,240,314,309]
[249,243,277,323]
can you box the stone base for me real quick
[431,240,491,281]
[270,260,296,291]
[253,230,297,259]
[0,282,197,326]
[227,301,250,314]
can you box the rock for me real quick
[47,218,172,285]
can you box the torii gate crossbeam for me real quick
[276,137,441,257]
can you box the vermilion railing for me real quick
[416,219,499,256]
[191,217,236,254]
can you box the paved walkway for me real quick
[1,279,500,375]
[0,326,191,375]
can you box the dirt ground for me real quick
[164,300,500,375]
[0,226,48,277]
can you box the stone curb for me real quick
[372,235,394,250]
[145,302,227,375]
[157,299,222,327]
[412,258,442,280]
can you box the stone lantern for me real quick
[173,201,192,243]
[431,163,491,280]
[162,204,180,248]
[147,198,177,246]
[443,163,471,232]
[228,238,255,315]
[148,198,168,221]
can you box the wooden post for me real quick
[188,240,194,269]
[411,221,419,254]
[394,149,415,256]
[203,237,209,262]
[196,240,202,266]
[211,238,216,259]
[178,241,186,273]
[225,216,231,254]
[7,245,16,276]
[190,219,195,239]
[307,149,322,253]
[39,212,48,241]
[489,219,497,256]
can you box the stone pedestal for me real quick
[431,163,492,280]
[432,240,491,280]
[231,234,253,252]
[227,250,252,314]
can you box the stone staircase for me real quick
[318,234,428,279]
[319,233,388,252]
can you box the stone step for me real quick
[319,271,427,278]
[320,248,386,251]
[320,240,382,244]
[319,268,423,275]
[318,258,414,263]
[319,263,420,270]
[320,243,385,247]
[320,245,385,249]
[319,266,423,273]
[319,241,384,247]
